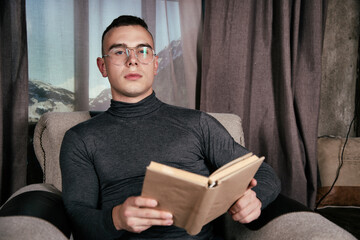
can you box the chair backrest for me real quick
[33,111,245,191]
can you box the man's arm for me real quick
[200,113,281,223]
[60,130,121,239]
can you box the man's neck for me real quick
[112,89,153,103]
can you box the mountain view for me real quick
[29,39,184,122]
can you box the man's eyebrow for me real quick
[136,43,153,49]
[107,43,153,52]
[107,43,126,52]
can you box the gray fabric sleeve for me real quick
[60,130,123,240]
[199,112,281,209]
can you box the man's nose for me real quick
[126,49,138,66]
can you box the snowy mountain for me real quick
[89,88,112,111]
[29,80,75,122]
[157,39,182,72]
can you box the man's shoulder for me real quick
[161,103,204,118]
[67,111,109,134]
[161,104,219,123]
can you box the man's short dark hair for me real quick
[101,15,153,54]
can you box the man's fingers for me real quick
[229,188,256,213]
[123,208,173,233]
[128,196,158,208]
[228,188,262,223]
[248,178,257,189]
[126,207,173,220]
[231,203,261,223]
[126,216,173,233]
[129,216,173,228]
[116,196,174,233]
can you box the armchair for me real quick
[0,111,356,239]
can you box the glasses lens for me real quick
[136,47,154,64]
[108,47,127,66]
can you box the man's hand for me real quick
[112,196,173,233]
[228,178,262,223]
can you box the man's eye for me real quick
[114,50,125,55]
[138,48,148,54]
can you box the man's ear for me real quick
[97,57,108,77]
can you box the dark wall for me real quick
[319,0,360,137]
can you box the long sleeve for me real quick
[60,130,123,240]
[253,162,282,209]
[199,113,281,209]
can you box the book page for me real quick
[142,164,209,231]
[204,157,264,224]
[209,154,263,183]
[147,161,209,186]
[210,153,253,177]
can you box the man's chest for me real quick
[90,121,209,187]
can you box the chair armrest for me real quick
[0,184,71,238]
[215,194,357,240]
[222,211,357,240]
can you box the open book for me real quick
[141,153,264,235]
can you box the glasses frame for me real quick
[102,46,156,66]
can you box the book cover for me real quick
[141,153,264,235]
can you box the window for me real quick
[26,0,189,122]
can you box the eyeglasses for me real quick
[102,46,156,66]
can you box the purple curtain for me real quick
[200,0,327,208]
[0,0,28,204]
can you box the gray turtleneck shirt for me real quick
[60,92,281,240]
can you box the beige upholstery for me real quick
[33,111,91,191]
[316,136,360,207]
[317,137,360,187]
[222,212,357,240]
[0,216,68,240]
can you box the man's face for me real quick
[97,25,158,103]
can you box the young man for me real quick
[60,15,281,240]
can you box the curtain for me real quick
[151,0,202,109]
[0,0,28,204]
[201,0,327,208]
[179,0,202,109]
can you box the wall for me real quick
[318,0,360,137]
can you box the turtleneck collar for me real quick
[107,92,163,118]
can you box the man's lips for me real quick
[125,73,142,80]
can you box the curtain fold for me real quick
[152,0,202,109]
[201,0,327,208]
[179,0,202,109]
[0,0,28,204]
[74,0,90,111]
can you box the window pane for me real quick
[27,0,75,122]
